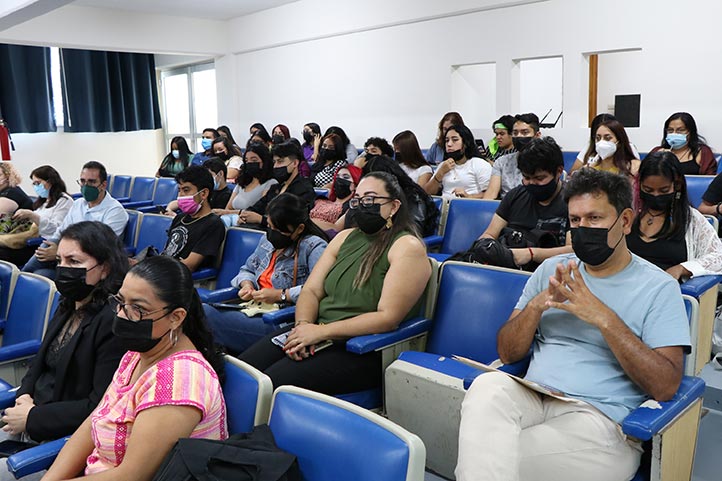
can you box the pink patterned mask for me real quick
[177,192,203,215]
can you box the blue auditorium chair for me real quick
[0,273,57,387]
[133,213,172,254]
[562,151,578,173]
[314,188,329,198]
[197,228,265,303]
[6,355,273,478]
[0,260,19,331]
[423,196,445,248]
[680,274,722,376]
[685,174,715,208]
[428,198,500,262]
[128,177,179,212]
[109,174,132,199]
[384,262,529,477]
[122,210,142,256]
[117,176,156,204]
[268,386,426,481]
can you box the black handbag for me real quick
[152,424,301,481]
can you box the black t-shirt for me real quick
[249,175,316,216]
[496,184,569,246]
[0,186,33,210]
[162,213,225,269]
[627,225,687,271]
[702,173,722,206]
[210,186,232,209]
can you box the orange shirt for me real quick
[257,251,278,289]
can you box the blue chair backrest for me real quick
[135,214,172,253]
[269,389,415,481]
[562,151,578,173]
[0,261,17,321]
[215,228,266,289]
[223,357,272,434]
[427,262,531,359]
[106,173,113,192]
[152,178,179,206]
[314,188,329,198]
[110,175,132,198]
[3,273,54,347]
[685,175,714,208]
[123,210,141,250]
[440,199,499,254]
[128,177,156,203]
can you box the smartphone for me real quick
[271,332,333,353]
[0,440,36,457]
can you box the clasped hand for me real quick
[283,323,326,361]
[2,394,34,435]
[535,260,613,329]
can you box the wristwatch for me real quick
[280,289,287,303]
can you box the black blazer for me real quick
[17,302,125,442]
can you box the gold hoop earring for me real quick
[169,328,179,346]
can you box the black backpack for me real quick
[152,424,301,481]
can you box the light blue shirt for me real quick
[516,253,691,423]
[49,192,129,242]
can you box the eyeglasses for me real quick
[348,196,393,209]
[76,179,101,187]
[108,294,171,322]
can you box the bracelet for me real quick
[717,202,721,216]
[528,247,534,262]
[433,174,442,183]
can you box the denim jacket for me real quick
[230,235,328,303]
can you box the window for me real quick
[517,57,563,127]
[160,63,217,153]
[587,49,642,127]
[50,47,64,128]
[451,63,496,129]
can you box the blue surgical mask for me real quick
[201,138,213,151]
[213,179,220,190]
[666,133,688,150]
[171,149,180,159]
[33,183,49,198]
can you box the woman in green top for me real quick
[239,172,431,394]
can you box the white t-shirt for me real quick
[439,157,492,198]
[227,155,243,171]
[400,164,433,184]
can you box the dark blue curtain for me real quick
[0,44,56,133]
[61,48,162,132]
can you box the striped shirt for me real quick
[85,350,227,475]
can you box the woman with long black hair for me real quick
[157,136,193,177]
[650,112,717,175]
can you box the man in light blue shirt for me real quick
[22,161,128,279]
[457,169,691,481]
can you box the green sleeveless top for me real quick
[317,229,420,325]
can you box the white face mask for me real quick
[595,140,617,160]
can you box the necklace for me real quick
[181,211,210,226]
[646,211,665,225]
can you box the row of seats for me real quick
[5,356,426,481]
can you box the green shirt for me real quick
[317,228,419,325]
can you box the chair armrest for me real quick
[346,317,431,354]
[0,340,42,363]
[262,306,296,326]
[397,351,481,381]
[0,378,17,409]
[136,204,166,214]
[192,268,218,281]
[428,253,451,262]
[680,275,722,297]
[621,376,706,441]
[198,287,238,303]
[423,235,443,248]
[121,200,153,209]
[25,237,43,247]
[115,196,130,203]
[7,437,70,478]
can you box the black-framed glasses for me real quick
[108,294,171,322]
[348,196,393,209]
[76,179,101,187]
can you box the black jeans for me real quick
[239,325,382,395]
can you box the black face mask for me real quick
[524,176,559,202]
[55,265,98,302]
[355,203,388,234]
[112,314,171,353]
[244,162,262,178]
[319,148,336,162]
[303,131,314,144]
[570,214,623,266]
[267,228,296,250]
[215,152,230,161]
[334,178,353,199]
[512,136,534,152]
[640,191,675,212]
[273,166,292,183]
[272,135,285,145]
[446,150,464,161]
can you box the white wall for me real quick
[8,130,165,196]
[596,50,643,118]
[220,0,722,154]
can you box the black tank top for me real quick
[626,225,687,271]
[678,159,700,175]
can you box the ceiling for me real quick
[72,0,298,20]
